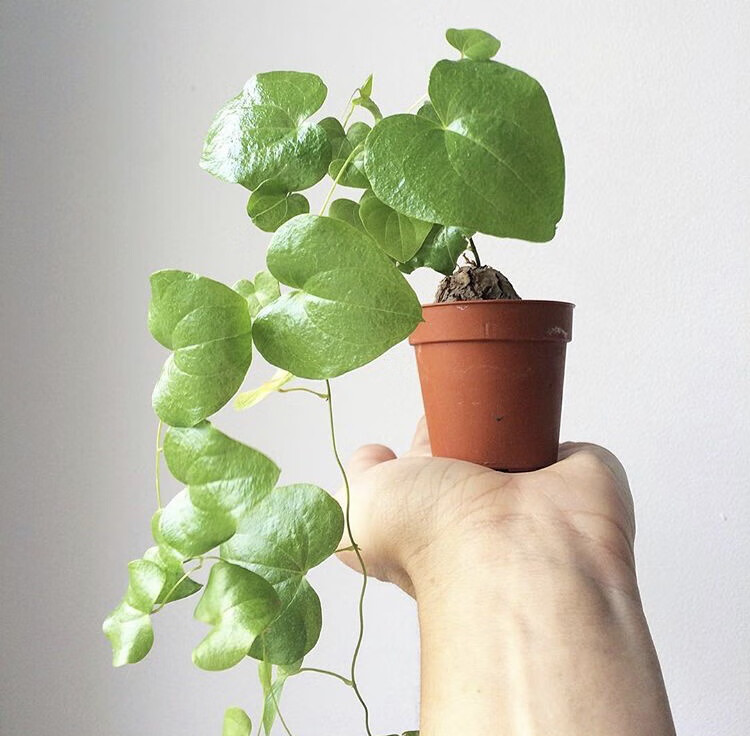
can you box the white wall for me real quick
[1,1,748,734]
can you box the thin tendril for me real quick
[325,379,372,736]
[152,558,203,614]
[296,667,353,687]
[319,143,364,216]
[155,419,163,509]
[269,681,295,736]
[406,91,428,113]
[278,386,329,400]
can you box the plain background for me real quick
[2,1,748,734]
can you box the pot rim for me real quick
[419,298,576,309]
[410,299,575,345]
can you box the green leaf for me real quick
[327,121,371,189]
[222,483,344,664]
[234,368,293,410]
[319,117,350,160]
[222,707,252,736]
[252,214,422,379]
[359,190,432,262]
[246,182,309,233]
[148,271,253,427]
[192,562,280,671]
[328,198,366,233]
[234,271,280,318]
[258,660,301,735]
[103,559,165,666]
[159,422,280,557]
[144,510,202,604]
[200,71,331,191]
[365,60,565,241]
[446,28,501,60]
[416,101,440,124]
[359,73,373,98]
[399,225,470,275]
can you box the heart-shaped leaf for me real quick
[323,120,371,188]
[148,271,253,427]
[446,28,501,60]
[399,225,470,276]
[328,198,367,233]
[159,422,280,557]
[246,182,309,233]
[192,562,280,671]
[252,214,422,379]
[103,559,166,666]
[359,190,432,262]
[200,71,331,191]
[234,271,280,318]
[223,707,252,736]
[365,59,564,241]
[222,483,344,664]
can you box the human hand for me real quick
[336,418,637,601]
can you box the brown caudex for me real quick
[410,300,574,472]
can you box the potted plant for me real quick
[103,27,571,735]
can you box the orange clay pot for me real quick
[409,300,574,472]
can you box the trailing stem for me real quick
[325,380,373,736]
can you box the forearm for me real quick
[410,523,675,736]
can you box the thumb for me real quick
[345,443,397,478]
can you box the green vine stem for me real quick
[155,419,163,509]
[296,667,353,687]
[278,386,329,400]
[319,143,364,216]
[325,380,372,736]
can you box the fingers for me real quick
[407,416,432,457]
[346,443,397,478]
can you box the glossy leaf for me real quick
[252,214,422,379]
[103,560,165,666]
[222,707,252,736]
[200,71,331,191]
[159,422,280,557]
[359,190,432,262]
[365,59,565,241]
[246,182,309,232]
[149,271,253,427]
[234,271,280,319]
[399,225,470,275]
[327,121,371,188]
[234,368,293,410]
[328,198,367,233]
[446,28,501,60]
[192,562,280,671]
[222,483,344,664]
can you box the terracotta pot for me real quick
[409,300,574,472]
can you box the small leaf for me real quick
[319,117,350,160]
[222,483,344,664]
[159,422,280,557]
[223,707,252,736]
[234,369,293,410]
[252,214,422,379]
[446,28,501,60]
[359,190,432,262]
[103,559,166,666]
[148,270,253,427]
[192,562,280,671]
[399,225,470,276]
[328,198,366,233]
[359,73,373,98]
[201,71,331,191]
[234,271,280,318]
[416,101,440,124]
[327,121,372,189]
[258,660,299,735]
[247,182,309,233]
[365,60,565,241]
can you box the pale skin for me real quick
[337,419,676,736]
